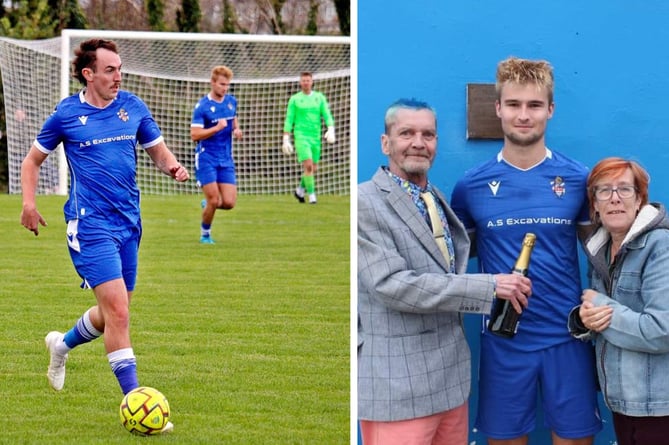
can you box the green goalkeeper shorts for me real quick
[295,134,321,163]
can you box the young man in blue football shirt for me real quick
[450,57,602,445]
[191,65,243,244]
[20,38,189,433]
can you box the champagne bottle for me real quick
[488,233,536,338]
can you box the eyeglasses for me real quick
[593,185,638,201]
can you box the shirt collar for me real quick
[384,166,432,194]
[496,146,553,163]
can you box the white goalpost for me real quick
[0,30,351,196]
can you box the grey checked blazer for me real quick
[358,167,495,422]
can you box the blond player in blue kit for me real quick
[20,38,189,433]
[191,65,243,244]
[451,57,602,445]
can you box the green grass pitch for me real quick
[0,194,350,444]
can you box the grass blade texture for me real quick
[0,194,350,444]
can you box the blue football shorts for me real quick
[195,152,236,187]
[475,335,602,439]
[66,218,141,291]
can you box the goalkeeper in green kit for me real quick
[282,71,335,204]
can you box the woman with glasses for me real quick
[568,157,669,445]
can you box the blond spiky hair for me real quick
[211,65,233,81]
[495,57,554,103]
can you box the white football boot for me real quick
[45,331,68,391]
[160,421,174,434]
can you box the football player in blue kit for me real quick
[20,38,189,433]
[191,65,243,244]
[451,57,602,445]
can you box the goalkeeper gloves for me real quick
[325,126,336,144]
[282,134,294,155]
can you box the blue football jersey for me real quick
[35,90,163,226]
[191,93,237,162]
[450,149,590,350]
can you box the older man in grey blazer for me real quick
[358,98,531,445]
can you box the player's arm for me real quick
[20,145,48,235]
[575,183,594,243]
[283,97,295,134]
[313,94,334,143]
[145,141,190,182]
[281,98,296,153]
[449,179,477,258]
[577,222,595,243]
[321,94,335,128]
[190,119,228,142]
[232,117,242,140]
[322,99,336,143]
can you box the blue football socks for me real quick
[108,348,139,394]
[63,308,103,350]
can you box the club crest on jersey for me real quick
[228,103,233,110]
[551,176,566,197]
[117,109,129,122]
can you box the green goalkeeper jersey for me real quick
[283,91,334,139]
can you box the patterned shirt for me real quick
[384,167,456,273]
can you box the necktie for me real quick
[420,191,451,269]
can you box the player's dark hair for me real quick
[72,39,118,86]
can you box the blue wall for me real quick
[358,2,669,444]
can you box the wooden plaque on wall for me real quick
[466,83,503,139]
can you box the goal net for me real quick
[0,30,350,196]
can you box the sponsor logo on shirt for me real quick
[486,216,573,228]
[79,134,136,148]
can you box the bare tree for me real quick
[83,0,149,30]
